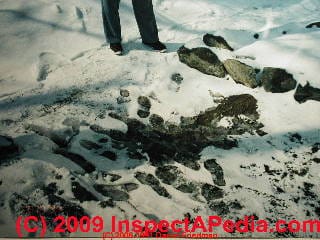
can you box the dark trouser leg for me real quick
[132,0,159,43]
[101,0,122,43]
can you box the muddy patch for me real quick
[91,94,263,171]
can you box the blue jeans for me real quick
[101,0,160,44]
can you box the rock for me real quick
[99,199,115,208]
[315,207,320,217]
[289,133,302,143]
[294,82,320,103]
[229,200,243,210]
[204,159,226,186]
[174,151,201,170]
[256,129,268,136]
[137,96,151,118]
[42,182,58,195]
[98,138,109,143]
[71,182,98,202]
[211,138,238,150]
[203,34,234,51]
[137,109,150,118]
[196,94,258,125]
[223,59,258,88]
[149,114,164,128]
[155,165,180,185]
[117,90,131,103]
[311,143,320,153]
[177,46,226,78]
[79,140,102,150]
[171,73,184,84]
[217,94,257,117]
[135,172,171,198]
[201,183,224,201]
[176,183,197,193]
[155,165,197,194]
[100,151,117,161]
[54,148,96,173]
[306,22,320,28]
[108,129,128,141]
[110,174,121,182]
[94,184,129,201]
[101,172,122,182]
[120,89,130,97]
[260,67,297,93]
[303,182,316,199]
[90,124,109,135]
[121,183,139,192]
[0,135,19,160]
[138,96,151,109]
[209,201,230,215]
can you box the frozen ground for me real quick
[0,0,320,238]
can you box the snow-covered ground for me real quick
[0,0,320,238]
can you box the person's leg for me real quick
[132,0,159,43]
[101,0,122,43]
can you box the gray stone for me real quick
[306,22,320,28]
[0,135,19,160]
[294,82,320,103]
[155,165,180,185]
[121,183,139,192]
[260,67,297,93]
[171,73,184,85]
[101,172,122,182]
[120,89,130,97]
[135,172,171,198]
[201,183,224,201]
[137,109,150,118]
[54,148,96,173]
[224,59,258,88]
[177,46,226,78]
[71,182,98,202]
[117,96,130,104]
[99,199,115,208]
[209,201,230,215]
[94,184,129,201]
[79,140,102,150]
[149,114,164,128]
[204,159,226,186]
[203,34,234,51]
[176,182,197,193]
[138,96,151,109]
[100,151,117,161]
[196,94,258,125]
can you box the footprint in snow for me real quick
[37,52,70,81]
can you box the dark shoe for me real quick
[110,43,123,55]
[143,41,167,53]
